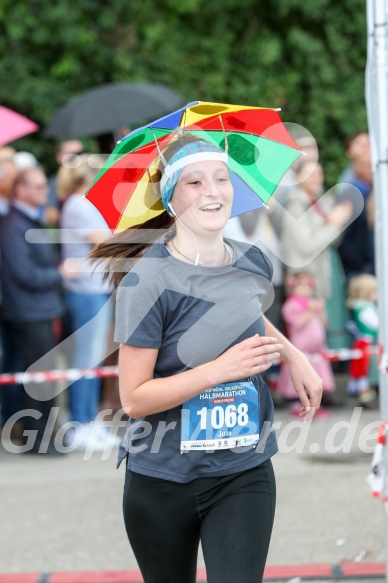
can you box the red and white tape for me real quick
[0,366,119,385]
[0,346,382,386]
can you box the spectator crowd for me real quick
[0,129,379,456]
[0,142,120,455]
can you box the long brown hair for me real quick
[89,212,174,287]
[89,133,204,287]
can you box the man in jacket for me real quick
[1,166,72,454]
[0,153,23,434]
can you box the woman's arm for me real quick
[264,316,323,420]
[118,334,284,419]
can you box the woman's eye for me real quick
[189,180,201,185]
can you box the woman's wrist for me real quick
[281,340,303,364]
[199,360,223,387]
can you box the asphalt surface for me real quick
[0,373,386,581]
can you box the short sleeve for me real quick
[231,240,273,282]
[259,248,273,282]
[114,269,164,348]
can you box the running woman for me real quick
[91,134,322,583]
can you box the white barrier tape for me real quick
[0,366,118,386]
[0,346,382,386]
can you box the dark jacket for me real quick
[337,180,374,278]
[0,206,64,322]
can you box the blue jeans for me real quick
[65,291,112,424]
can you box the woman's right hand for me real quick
[210,334,283,384]
[59,258,82,279]
[327,201,353,229]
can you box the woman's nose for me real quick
[204,180,219,196]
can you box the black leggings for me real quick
[123,460,276,583]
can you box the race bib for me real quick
[180,380,260,452]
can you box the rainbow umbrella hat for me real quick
[85,101,302,232]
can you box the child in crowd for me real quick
[347,274,379,408]
[278,272,335,418]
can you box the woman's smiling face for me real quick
[169,160,233,234]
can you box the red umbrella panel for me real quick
[86,101,302,232]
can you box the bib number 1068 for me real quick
[197,403,249,430]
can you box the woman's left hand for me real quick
[288,348,323,421]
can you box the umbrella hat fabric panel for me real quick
[43,83,184,139]
[0,106,39,147]
[85,101,302,232]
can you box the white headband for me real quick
[160,151,229,194]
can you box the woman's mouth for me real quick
[200,203,222,212]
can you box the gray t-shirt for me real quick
[115,235,278,483]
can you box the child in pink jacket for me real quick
[278,272,335,418]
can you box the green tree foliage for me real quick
[0,0,367,182]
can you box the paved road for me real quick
[0,374,385,576]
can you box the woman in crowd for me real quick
[58,154,119,451]
[281,159,353,360]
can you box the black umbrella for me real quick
[43,82,184,139]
